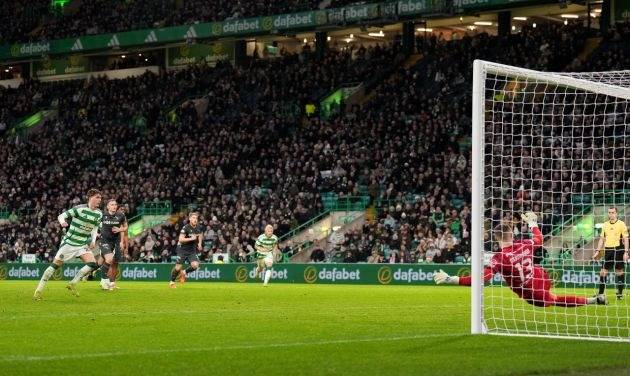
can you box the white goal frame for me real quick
[471,59,630,342]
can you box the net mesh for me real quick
[480,63,630,341]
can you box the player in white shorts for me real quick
[33,189,103,300]
[254,225,279,286]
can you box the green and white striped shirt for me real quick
[60,204,103,246]
[255,234,279,255]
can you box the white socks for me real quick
[264,269,272,285]
[35,266,56,292]
[71,265,93,284]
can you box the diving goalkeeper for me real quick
[434,212,607,307]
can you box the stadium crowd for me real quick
[571,23,630,72]
[310,23,588,264]
[2,22,628,265]
[0,45,396,263]
[3,0,378,44]
[0,1,51,44]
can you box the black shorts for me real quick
[99,240,123,262]
[176,247,199,264]
[603,246,626,270]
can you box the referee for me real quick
[594,207,629,300]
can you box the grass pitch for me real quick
[1,281,629,376]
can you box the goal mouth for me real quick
[472,60,630,342]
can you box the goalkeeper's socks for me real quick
[598,281,606,295]
[616,273,625,296]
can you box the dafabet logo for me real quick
[303,266,318,284]
[377,266,392,285]
[235,266,248,282]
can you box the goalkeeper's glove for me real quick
[433,269,459,285]
[520,211,538,228]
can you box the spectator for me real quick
[310,248,325,263]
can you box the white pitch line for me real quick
[0,333,466,362]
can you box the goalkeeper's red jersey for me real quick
[490,227,543,290]
[459,227,543,287]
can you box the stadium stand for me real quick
[2,18,628,264]
[0,45,397,263]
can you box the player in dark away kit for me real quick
[169,212,203,288]
[98,199,127,290]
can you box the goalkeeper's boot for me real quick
[616,293,623,301]
[169,281,177,289]
[596,294,608,305]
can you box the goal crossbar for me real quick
[479,60,630,100]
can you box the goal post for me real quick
[471,59,630,341]
[471,60,486,335]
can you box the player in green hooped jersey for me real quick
[254,225,279,286]
[34,189,103,300]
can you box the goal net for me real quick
[471,60,630,342]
